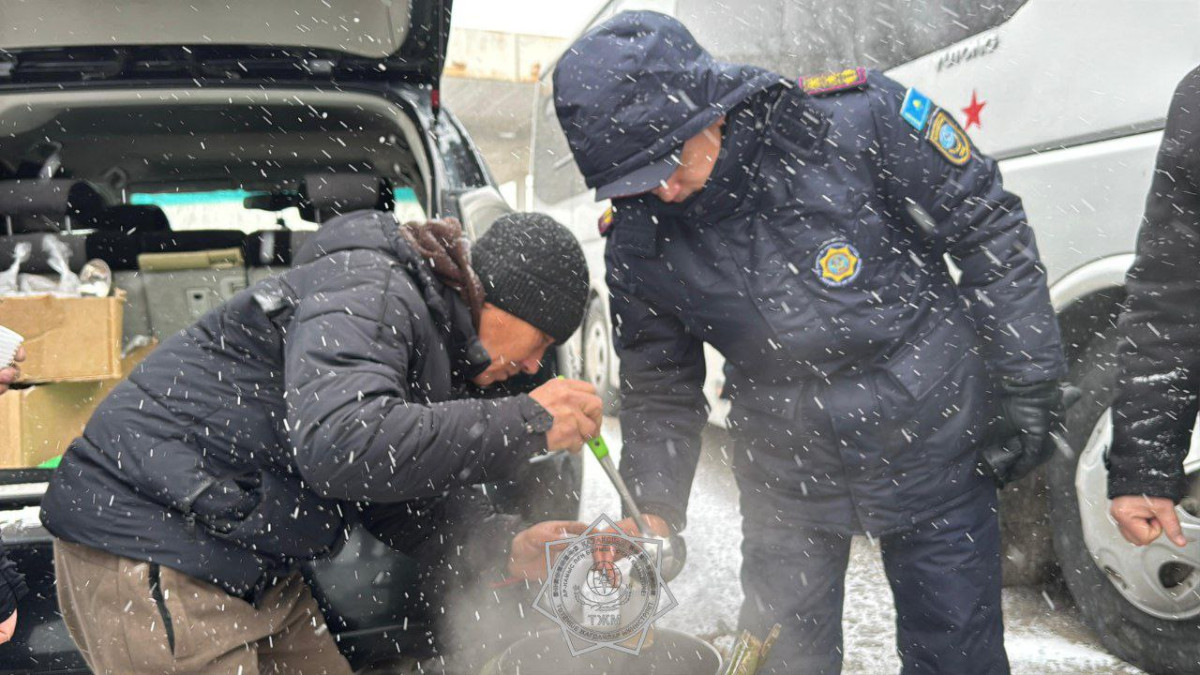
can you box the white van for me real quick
[531,0,1200,671]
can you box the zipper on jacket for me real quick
[148,563,176,655]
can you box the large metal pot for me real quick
[482,628,723,675]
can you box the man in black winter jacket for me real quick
[1109,66,1200,548]
[555,12,1067,674]
[40,211,600,674]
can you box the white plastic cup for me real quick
[0,325,23,368]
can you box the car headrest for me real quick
[92,205,171,234]
[300,173,392,223]
[0,179,113,233]
[244,192,302,212]
[85,229,247,271]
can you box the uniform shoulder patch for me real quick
[598,206,614,237]
[900,87,933,131]
[926,109,972,166]
[799,67,867,96]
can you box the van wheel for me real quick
[511,453,583,522]
[1048,331,1200,673]
[582,299,619,414]
[479,353,584,521]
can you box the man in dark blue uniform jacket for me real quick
[554,11,1067,674]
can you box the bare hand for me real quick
[528,378,603,452]
[0,346,24,395]
[507,520,589,581]
[1111,495,1187,547]
[591,514,672,581]
[0,609,17,645]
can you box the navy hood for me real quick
[553,10,782,201]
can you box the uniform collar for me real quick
[608,85,786,256]
[682,85,782,221]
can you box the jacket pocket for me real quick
[187,472,262,533]
[724,379,803,421]
[208,471,344,560]
[880,320,974,403]
[762,87,828,162]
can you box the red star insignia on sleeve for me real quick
[962,90,987,130]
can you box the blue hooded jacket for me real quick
[555,11,1066,535]
[554,10,780,198]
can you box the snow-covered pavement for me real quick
[578,417,1145,674]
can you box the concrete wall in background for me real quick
[445,28,565,82]
[443,28,566,196]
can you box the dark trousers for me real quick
[737,483,1009,674]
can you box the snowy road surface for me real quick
[578,418,1145,675]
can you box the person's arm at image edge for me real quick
[0,346,24,396]
[1108,69,1200,547]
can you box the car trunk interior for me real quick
[0,87,430,202]
[0,87,432,349]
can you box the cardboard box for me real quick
[0,289,125,383]
[0,340,155,469]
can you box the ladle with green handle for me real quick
[589,431,687,582]
[586,433,654,539]
[553,376,651,535]
[566,376,686,581]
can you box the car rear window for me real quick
[132,188,427,233]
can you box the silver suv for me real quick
[0,2,578,672]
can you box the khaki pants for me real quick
[54,539,354,675]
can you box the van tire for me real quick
[582,298,619,414]
[480,351,585,522]
[1048,330,1200,674]
[512,452,583,522]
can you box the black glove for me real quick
[981,381,1080,487]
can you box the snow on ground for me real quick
[579,418,1145,674]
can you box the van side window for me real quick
[675,0,1027,74]
[865,0,1027,69]
[532,83,590,205]
[676,0,794,73]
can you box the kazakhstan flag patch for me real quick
[900,88,933,131]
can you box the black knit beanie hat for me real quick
[472,212,590,344]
